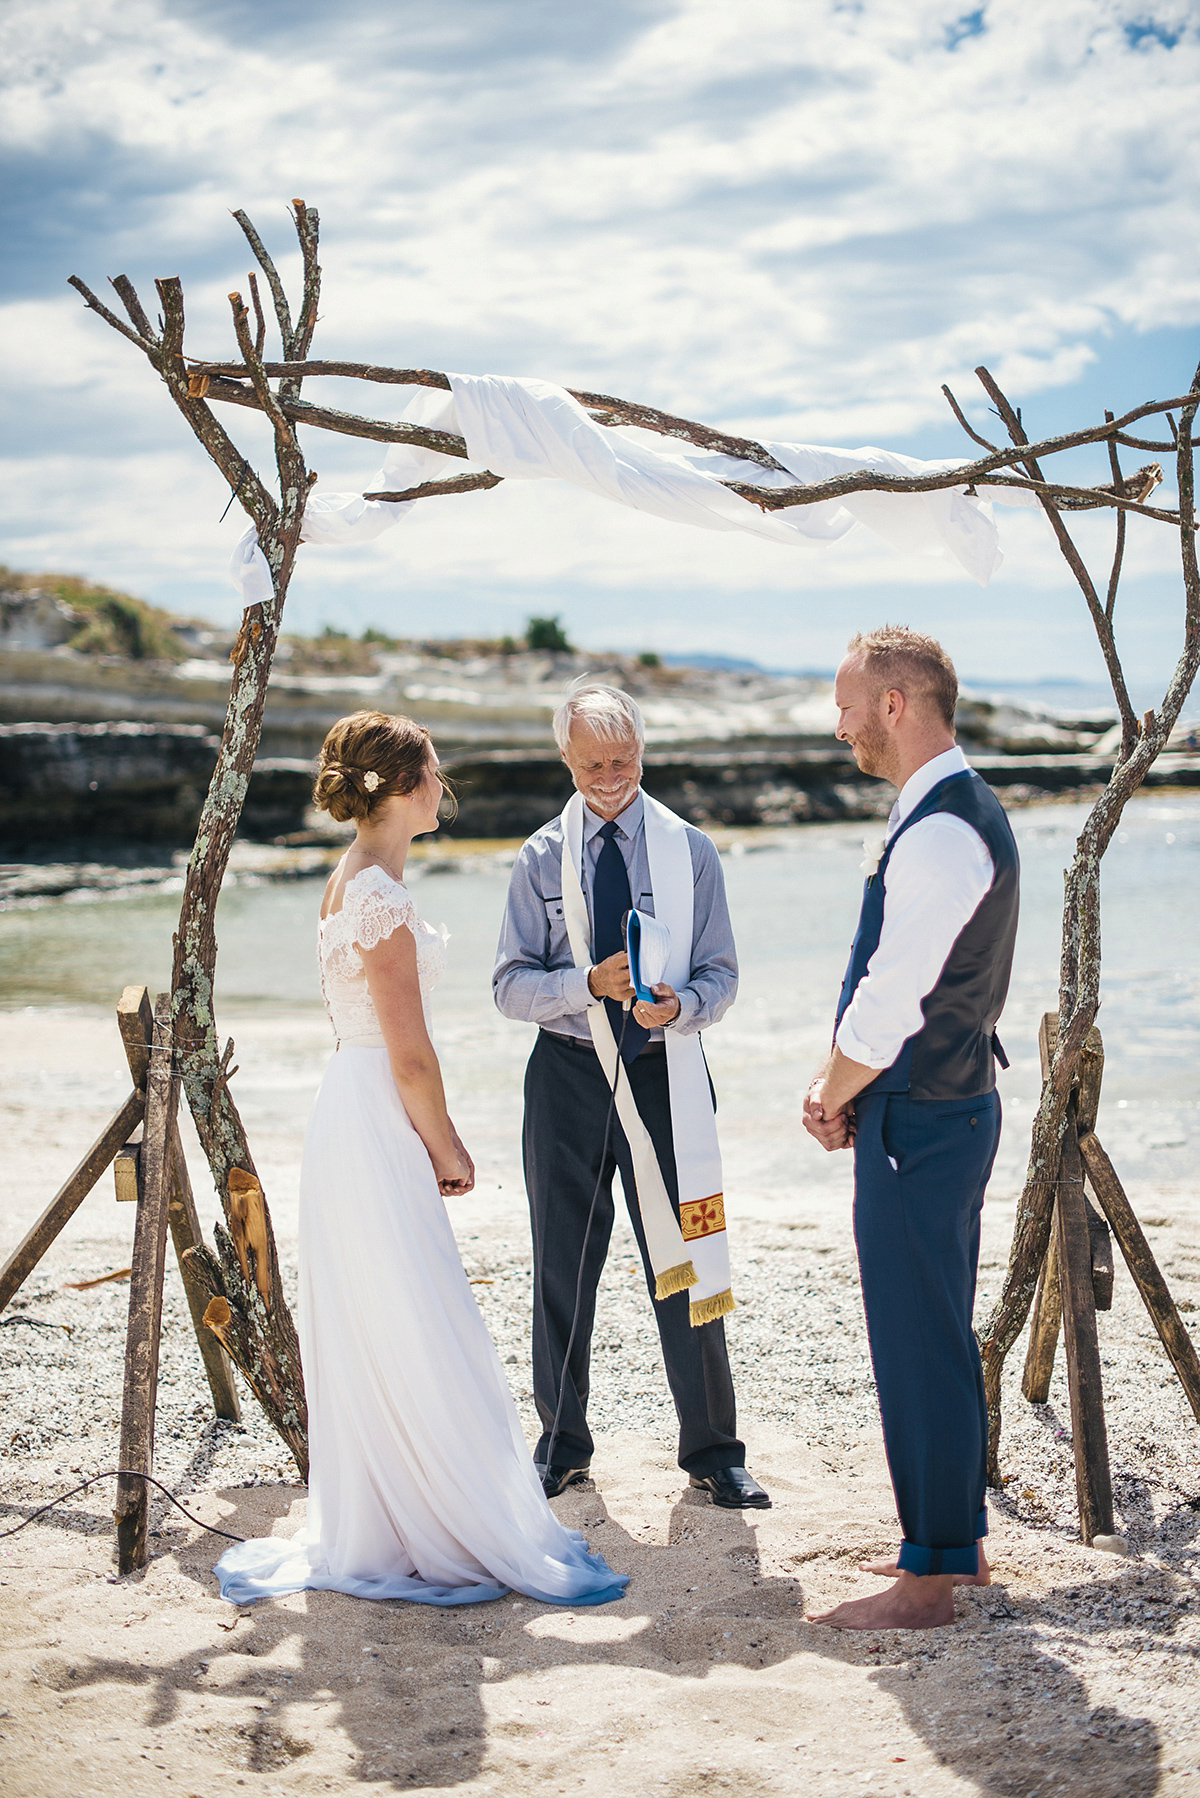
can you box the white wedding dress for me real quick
[214,864,627,1607]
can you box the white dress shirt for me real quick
[835,746,995,1071]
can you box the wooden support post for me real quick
[168,1132,240,1422]
[114,993,179,1574]
[1079,1130,1200,1428]
[116,984,154,1089]
[1055,1111,1114,1545]
[1022,1207,1062,1403]
[114,1144,141,1203]
[0,1089,145,1314]
[116,986,239,1422]
[1085,1196,1114,1311]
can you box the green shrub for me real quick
[525,614,573,653]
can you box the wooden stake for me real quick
[116,987,239,1422]
[168,1130,240,1422]
[1079,1130,1200,1427]
[1055,1112,1114,1545]
[116,983,154,1089]
[1021,1207,1062,1403]
[114,993,179,1573]
[1085,1195,1114,1311]
[0,1089,145,1314]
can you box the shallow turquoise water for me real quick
[1,794,1197,1198]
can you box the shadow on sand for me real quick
[12,1471,1179,1796]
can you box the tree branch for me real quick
[203,375,470,456]
[67,276,159,357]
[974,364,1141,759]
[942,383,999,452]
[1116,432,1200,452]
[247,272,267,361]
[190,359,453,389]
[232,208,293,353]
[108,275,158,345]
[283,200,321,401]
[726,466,1175,523]
[153,278,278,534]
[190,361,1199,521]
[565,389,791,473]
[362,470,504,502]
[1104,413,1127,623]
[976,356,1200,1485]
[228,291,292,439]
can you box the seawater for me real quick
[1,794,1197,1202]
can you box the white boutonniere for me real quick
[860,832,888,882]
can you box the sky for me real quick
[1,0,1198,689]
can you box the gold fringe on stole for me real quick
[689,1288,736,1327]
[654,1260,698,1301]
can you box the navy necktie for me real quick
[592,820,649,1063]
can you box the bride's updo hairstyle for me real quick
[313,710,455,824]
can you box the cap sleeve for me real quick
[340,865,419,952]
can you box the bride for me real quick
[214,710,627,1608]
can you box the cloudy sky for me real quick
[2,0,1198,686]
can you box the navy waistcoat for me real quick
[835,769,1020,1101]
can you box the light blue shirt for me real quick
[492,790,738,1040]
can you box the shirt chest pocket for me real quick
[543,897,567,953]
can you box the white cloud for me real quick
[1,0,1197,675]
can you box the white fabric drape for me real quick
[228,373,1036,602]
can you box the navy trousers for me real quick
[853,1087,1000,1576]
[522,1031,744,1477]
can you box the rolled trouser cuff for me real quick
[897,1538,980,1577]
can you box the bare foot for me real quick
[857,1539,990,1587]
[809,1571,957,1631]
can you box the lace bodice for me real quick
[318,864,446,1043]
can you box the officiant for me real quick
[494,683,770,1509]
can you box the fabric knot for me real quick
[598,820,620,840]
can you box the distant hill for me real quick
[0,566,189,662]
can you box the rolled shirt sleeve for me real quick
[835,814,995,1070]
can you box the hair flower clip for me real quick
[363,770,381,792]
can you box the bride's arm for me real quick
[359,926,474,1194]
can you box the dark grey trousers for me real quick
[522,1029,744,1476]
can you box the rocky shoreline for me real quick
[4,631,1199,864]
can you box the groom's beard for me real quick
[845,715,893,781]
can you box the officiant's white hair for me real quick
[553,682,645,753]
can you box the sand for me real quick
[2,993,1200,1798]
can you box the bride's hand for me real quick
[436,1127,475,1196]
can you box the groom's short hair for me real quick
[553,682,645,754]
[847,625,958,728]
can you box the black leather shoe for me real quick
[536,1463,592,1499]
[689,1467,772,1509]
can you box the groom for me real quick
[494,682,770,1509]
[804,625,1018,1630]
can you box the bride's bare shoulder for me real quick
[323,856,409,923]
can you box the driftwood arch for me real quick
[40,200,1200,1537]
